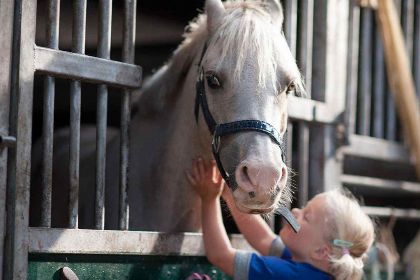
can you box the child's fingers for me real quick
[197,157,205,178]
[192,159,200,178]
[186,171,197,186]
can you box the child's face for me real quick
[279,195,330,262]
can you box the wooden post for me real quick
[376,0,420,180]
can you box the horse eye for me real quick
[206,74,222,89]
[286,82,296,95]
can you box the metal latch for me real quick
[0,135,16,149]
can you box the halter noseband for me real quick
[194,44,300,233]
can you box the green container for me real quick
[29,254,232,280]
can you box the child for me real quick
[187,158,375,280]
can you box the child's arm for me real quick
[186,158,236,276]
[223,189,278,256]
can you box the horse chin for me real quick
[233,200,276,214]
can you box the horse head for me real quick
[135,0,305,230]
[195,0,305,214]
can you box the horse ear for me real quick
[206,0,226,34]
[264,0,284,27]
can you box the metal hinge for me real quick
[0,135,16,149]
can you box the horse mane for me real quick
[134,0,305,116]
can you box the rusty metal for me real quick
[40,0,60,228]
[95,0,112,230]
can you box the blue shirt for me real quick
[234,237,332,280]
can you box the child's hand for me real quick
[186,158,225,202]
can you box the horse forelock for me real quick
[181,1,305,95]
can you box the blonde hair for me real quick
[318,189,375,280]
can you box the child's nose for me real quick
[291,208,301,218]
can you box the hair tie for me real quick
[333,239,353,256]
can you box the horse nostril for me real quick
[249,191,256,198]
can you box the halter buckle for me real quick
[211,131,221,154]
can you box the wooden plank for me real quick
[341,174,420,196]
[0,0,15,278]
[376,0,420,179]
[287,96,336,124]
[29,228,252,255]
[309,0,348,195]
[34,46,142,89]
[362,206,420,220]
[341,134,411,164]
[4,0,37,278]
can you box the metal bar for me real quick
[341,134,411,164]
[278,122,293,231]
[414,0,420,96]
[68,0,87,229]
[385,77,397,141]
[357,8,373,136]
[297,123,309,207]
[362,206,420,220]
[119,0,137,230]
[283,0,297,57]
[4,0,37,277]
[297,0,314,97]
[401,0,414,66]
[295,0,313,207]
[372,25,385,139]
[29,228,253,255]
[344,1,360,138]
[40,0,60,228]
[95,0,112,230]
[385,0,401,141]
[0,0,15,278]
[34,47,142,89]
[0,136,16,148]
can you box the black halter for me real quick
[194,44,300,233]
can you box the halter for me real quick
[194,44,300,233]
[194,44,286,191]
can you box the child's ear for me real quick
[312,244,331,261]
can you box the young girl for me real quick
[187,158,375,280]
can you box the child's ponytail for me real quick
[329,246,365,280]
[318,189,375,280]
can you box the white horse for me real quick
[31,0,305,232]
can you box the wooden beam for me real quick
[342,134,411,164]
[29,228,253,255]
[376,0,420,179]
[34,47,142,89]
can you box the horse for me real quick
[30,0,305,232]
